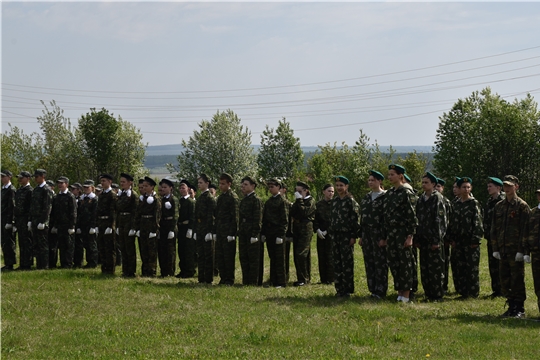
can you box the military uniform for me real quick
[1,179,17,269]
[238,191,263,285]
[49,188,77,268]
[359,190,388,297]
[14,181,33,269]
[30,180,53,269]
[116,188,139,276]
[314,198,334,284]
[261,194,289,287]
[194,190,216,283]
[441,195,452,293]
[72,192,84,267]
[290,196,316,284]
[177,194,196,278]
[77,191,98,268]
[484,192,505,295]
[158,193,178,277]
[214,188,239,285]
[525,204,540,313]
[136,191,161,277]
[96,187,117,274]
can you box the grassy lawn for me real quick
[2,240,539,359]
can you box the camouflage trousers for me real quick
[73,232,84,267]
[177,225,196,278]
[56,230,74,268]
[157,227,177,277]
[258,240,265,286]
[412,246,419,293]
[238,234,261,285]
[531,252,540,312]
[117,224,137,276]
[80,229,98,268]
[1,223,16,267]
[15,219,33,268]
[215,235,237,285]
[266,234,286,287]
[292,222,313,284]
[48,230,58,268]
[417,237,445,299]
[196,234,215,284]
[361,229,388,297]
[97,226,117,274]
[443,242,450,292]
[387,231,415,291]
[453,243,480,298]
[138,230,157,277]
[317,232,334,284]
[32,225,49,269]
[333,232,355,295]
[499,251,526,302]
[485,237,501,294]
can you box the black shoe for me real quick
[1,265,14,272]
[501,300,514,317]
[122,273,136,278]
[490,291,503,299]
[293,281,305,287]
[456,295,470,301]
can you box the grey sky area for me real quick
[2,1,540,147]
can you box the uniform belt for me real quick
[163,216,173,220]
[141,215,154,219]
[98,216,109,219]
[119,212,131,215]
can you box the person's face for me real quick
[57,182,68,191]
[268,184,280,196]
[179,184,189,197]
[1,175,9,185]
[295,186,308,197]
[487,183,500,196]
[160,183,172,196]
[143,182,153,194]
[34,174,44,184]
[198,178,208,191]
[367,175,381,190]
[219,179,230,193]
[461,183,472,196]
[435,184,444,193]
[536,193,540,203]
[18,176,30,186]
[387,170,401,185]
[452,183,460,196]
[209,187,216,196]
[120,177,132,190]
[334,181,347,196]
[503,183,516,197]
[83,186,93,195]
[421,178,435,193]
[100,178,112,189]
[323,186,334,201]
[190,188,196,198]
[279,188,287,196]
[241,180,254,195]
[138,183,144,193]
[71,188,81,196]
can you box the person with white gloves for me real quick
[115,173,139,277]
[135,176,161,277]
[96,173,118,275]
[314,183,336,286]
[157,178,178,277]
[1,169,17,271]
[13,171,34,270]
[193,174,217,284]
[76,180,99,269]
[176,179,197,279]
[28,169,53,269]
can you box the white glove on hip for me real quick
[105,227,113,235]
[12,226,17,233]
[116,228,120,235]
[149,232,157,238]
[515,252,524,262]
[128,229,136,236]
[5,224,12,230]
[164,201,172,209]
[227,236,235,242]
[186,229,193,239]
[76,228,82,234]
[492,252,501,260]
[51,227,58,234]
[167,231,175,239]
[193,233,197,240]
[250,237,258,244]
[27,221,32,230]
[524,255,531,263]
[205,233,213,242]
[136,230,141,237]
[68,228,75,235]
[276,237,283,245]
[37,223,45,230]
[316,229,326,239]
[89,227,96,235]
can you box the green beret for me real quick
[334,175,349,185]
[454,177,461,183]
[404,174,412,183]
[456,177,472,187]
[436,178,446,186]
[503,175,519,186]
[488,177,503,187]
[369,170,384,181]
[266,178,282,188]
[296,181,310,190]
[388,164,406,175]
[423,171,437,184]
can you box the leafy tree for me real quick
[1,124,44,185]
[167,109,258,184]
[396,151,430,191]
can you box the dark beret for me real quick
[160,178,174,187]
[457,177,472,187]
[143,176,157,187]
[120,173,134,182]
[296,181,310,190]
[99,173,113,181]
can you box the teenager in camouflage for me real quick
[524,189,540,316]
[194,174,216,284]
[314,183,335,285]
[484,177,505,298]
[435,178,452,294]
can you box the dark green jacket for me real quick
[178,195,195,229]
[77,193,98,230]
[136,192,161,232]
[194,190,216,236]
[97,188,117,228]
[491,195,530,253]
[1,183,16,226]
[314,198,333,233]
[15,184,33,223]
[214,189,239,236]
[50,190,77,230]
[261,194,288,239]
[160,194,178,232]
[116,189,139,229]
[30,183,53,225]
[238,192,262,238]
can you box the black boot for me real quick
[501,299,514,317]
[514,301,525,318]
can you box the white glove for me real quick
[149,232,157,238]
[27,221,32,230]
[95,227,99,234]
[51,227,58,234]
[316,229,326,239]
[493,252,501,260]
[136,230,141,237]
[105,227,113,235]
[205,233,213,242]
[89,228,96,235]
[250,237,258,244]
[37,223,45,230]
[12,226,17,233]
[186,229,193,239]
[285,237,293,242]
[276,237,283,245]
[139,195,144,201]
[5,224,12,230]
[128,229,136,236]
[68,228,75,235]
[294,191,303,199]
[227,236,235,242]
[193,233,197,240]
[524,255,531,263]
[76,228,82,234]
[515,252,524,262]
[322,230,328,236]
[115,228,120,235]
[261,235,266,243]
[167,231,175,239]
[147,196,154,204]
[213,234,217,241]
[165,201,172,209]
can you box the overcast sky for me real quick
[2,1,540,148]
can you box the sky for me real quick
[2,1,540,148]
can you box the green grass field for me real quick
[2,241,539,359]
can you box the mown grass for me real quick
[2,241,539,359]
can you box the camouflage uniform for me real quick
[14,183,33,269]
[214,189,239,285]
[415,190,447,300]
[314,198,334,284]
[177,195,196,278]
[77,193,98,268]
[49,189,77,268]
[96,188,117,274]
[404,183,419,296]
[261,194,289,287]
[290,196,316,284]
[284,196,293,282]
[484,192,505,295]
[194,190,216,283]
[1,181,17,268]
[359,190,388,297]
[440,195,452,293]
[525,205,540,313]
[136,192,161,277]
[238,192,263,285]
[450,197,483,298]
[491,196,530,303]
[30,183,53,269]
[383,185,418,292]
[158,194,178,277]
[116,189,139,276]
[330,194,360,296]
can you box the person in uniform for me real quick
[70,182,85,268]
[96,174,117,275]
[49,176,77,268]
[330,176,359,297]
[116,173,139,277]
[208,183,217,197]
[383,164,418,303]
[14,171,33,270]
[213,173,239,286]
[1,170,17,271]
[484,177,505,298]
[136,176,161,277]
[436,178,452,295]
[238,176,263,285]
[176,179,196,278]
[314,184,335,285]
[30,169,53,270]
[290,181,316,286]
[194,174,216,284]
[158,178,178,277]
[280,185,294,283]
[491,175,530,317]
[524,189,540,317]
[415,172,447,302]
[359,170,388,299]
[77,180,98,268]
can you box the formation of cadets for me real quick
[2,165,540,319]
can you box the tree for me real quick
[396,151,430,191]
[257,117,304,186]
[1,124,44,184]
[434,87,540,204]
[167,109,258,184]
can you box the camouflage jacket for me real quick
[178,195,195,229]
[314,198,333,233]
[238,192,262,238]
[116,189,139,229]
[50,190,77,230]
[194,190,216,236]
[525,206,540,254]
[483,192,505,240]
[330,194,360,238]
[160,194,178,232]
[290,196,316,224]
[261,194,288,239]
[283,196,293,237]
[30,183,53,225]
[214,189,239,236]
[415,190,447,246]
[14,184,33,223]
[1,183,16,225]
[359,191,386,240]
[97,188,117,228]
[490,195,530,253]
[77,193,98,229]
[450,196,483,246]
[136,191,161,232]
[383,185,418,237]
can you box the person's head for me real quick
[198,174,210,192]
[100,174,113,190]
[159,178,174,196]
[95,185,103,195]
[334,176,349,197]
[1,170,12,185]
[502,175,519,198]
[70,183,82,196]
[421,172,437,193]
[17,171,32,186]
[219,173,233,193]
[387,164,406,186]
[82,180,95,195]
[208,183,217,196]
[452,177,461,197]
[241,176,257,195]
[435,178,445,193]
[56,176,69,192]
[266,178,282,196]
[322,183,334,201]
[457,177,472,198]
[143,176,157,195]
[295,181,310,197]
[138,179,145,193]
[279,185,288,196]
[368,170,384,191]
[486,177,503,196]
[190,186,197,198]
[33,169,47,184]
[120,173,134,191]
[178,180,189,197]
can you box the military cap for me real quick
[17,171,32,178]
[209,183,217,190]
[454,176,461,183]
[70,182,82,190]
[1,170,12,177]
[296,181,310,190]
[456,177,472,187]
[404,174,412,183]
[46,180,55,187]
[503,175,519,186]
[138,178,145,184]
[334,175,349,185]
[266,178,282,188]
[57,176,69,184]
[388,164,406,174]
[34,169,47,177]
[120,173,134,182]
[220,173,233,183]
[369,170,384,181]
[99,173,113,181]
[241,176,258,186]
[143,176,157,187]
[198,173,211,184]
[111,183,119,189]
[95,185,103,192]
[179,179,192,188]
[160,178,174,187]
[488,177,503,187]
[83,180,95,187]
[436,178,446,186]
[423,171,437,184]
